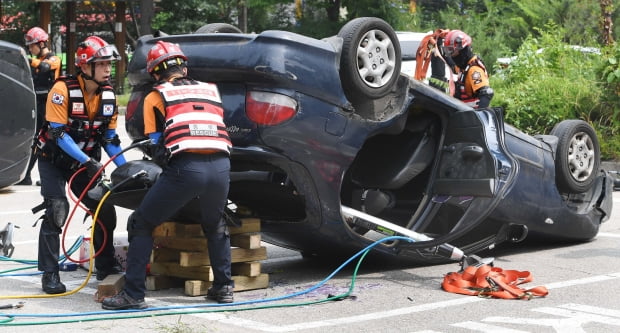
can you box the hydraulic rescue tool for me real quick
[0,222,17,258]
[341,206,494,268]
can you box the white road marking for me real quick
[481,304,620,332]
[201,272,620,332]
[598,232,620,238]
[452,321,528,332]
[558,303,620,318]
[544,272,620,290]
[534,306,620,325]
[0,210,35,216]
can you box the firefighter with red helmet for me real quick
[35,36,127,294]
[102,41,233,310]
[17,27,62,186]
[443,30,493,108]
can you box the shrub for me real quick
[491,25,620,160]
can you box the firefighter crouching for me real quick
[102,41,233,310]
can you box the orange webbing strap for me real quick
[414,34,436,80]
[442,264,549,300]
[414,29,450,80]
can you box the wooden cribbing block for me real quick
[153,232,262,252]
[151,247,182,263]
[150,261,261,282]
[153,236,207,251]
[179,246,267,267]
[97,274,125,300]
[231,233,261,249]
[151,222,181,237]
[229,218,261,234]
[150,262,214,281]
[232,261,261,277]
[146,275,185,291]
[152,218,261,238]
[184,273,269,296]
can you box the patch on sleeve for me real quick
[472,71,482,84]
[51,93,64,105]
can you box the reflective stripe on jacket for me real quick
[155,79,231,156]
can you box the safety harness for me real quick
[442,264,548,300]
[155,78,231,156]
[36,75,115,170]
[32,52,59,95]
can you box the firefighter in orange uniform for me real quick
[17,27,62,185]
[35,36,126,294]
[442,30,493,108]
[102,41,233,310]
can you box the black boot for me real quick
[42,272,66,294]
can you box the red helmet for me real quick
[443,30,472,57]
[25,27,49,45]
[75,36,120,66]
[146,41,188,74]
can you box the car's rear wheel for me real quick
[550,120,600,194]
[195,23,242,34]
[337,17,401,101]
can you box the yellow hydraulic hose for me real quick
[0,189,112,300]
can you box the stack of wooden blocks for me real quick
[148,217,269,296]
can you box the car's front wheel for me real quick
[337,17,401,102]
[551,120,600,194]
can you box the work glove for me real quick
[149,143,170,167]
[83,158,104,178]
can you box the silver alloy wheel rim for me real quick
[568,131,595,181]
[356,29,397,88]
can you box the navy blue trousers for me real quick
[123,152,232,300]
[37,157,117,273]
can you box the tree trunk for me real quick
[140,0,153,36]
[326,0,340,22]
[600,0,614,46]
[238,0,247,33]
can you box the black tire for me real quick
[337,17,401,101]
[550,120,600,193]
[195,23,242,34]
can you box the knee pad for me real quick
[46,198,69,229]
[126,211,153,241]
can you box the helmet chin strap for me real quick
[37,42,46,58]
[453,46,473,69]
[80,63,109,87]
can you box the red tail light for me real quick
[246,91,297,126]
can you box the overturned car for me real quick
[0,41,36,189]
[115,17,613,264]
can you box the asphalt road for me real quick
[1,117,619,332]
